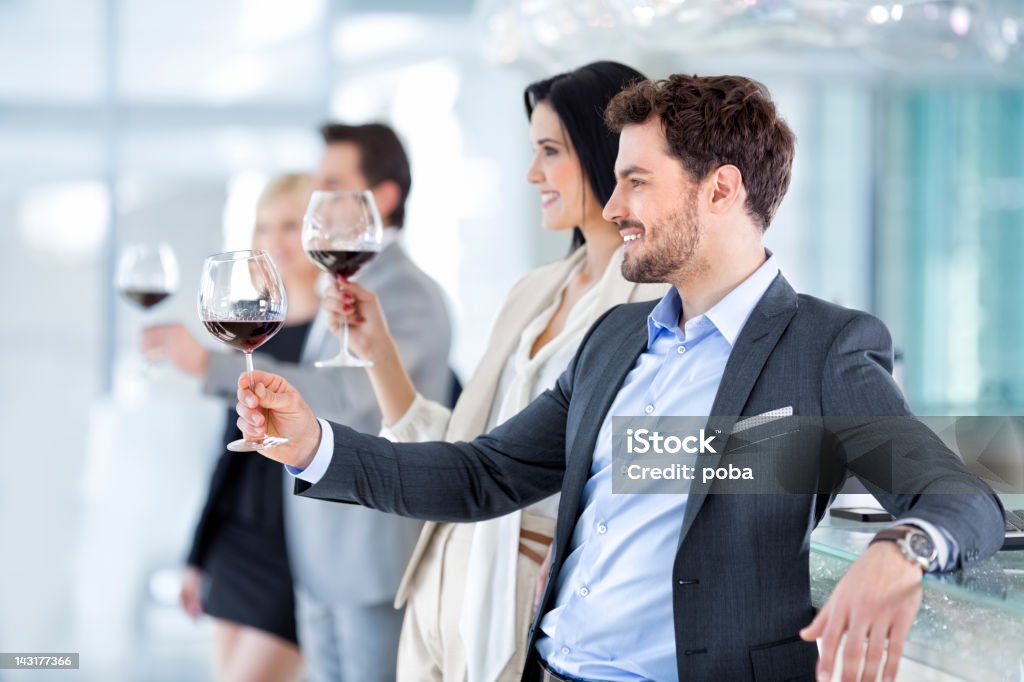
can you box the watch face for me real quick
[908,531,936,558]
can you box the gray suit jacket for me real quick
[206,241,452,605]
[296,273,1004,680]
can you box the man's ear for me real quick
[707,164,744,216]
[371,180,402,226]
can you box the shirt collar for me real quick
[646,251,780,348]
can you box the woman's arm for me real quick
[322,279,421,427]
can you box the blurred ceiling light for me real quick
[476,0,1023,71]
[237,0,323,48]
[632,5,657,25]
[950,5,972,36]
[868,5,890,24]
[393,61,461,131]
[18,181,109,261]
[1001,17,1018,44]
[331,77,392,122]
[203,55,271,103]
[333,14,428,59]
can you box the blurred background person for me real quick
[144,173,315,682]
[147,122,455,682]
[321,61,668,682]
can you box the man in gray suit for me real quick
[234,78,1004,682]
[214,122,452,681]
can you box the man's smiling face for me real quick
[603,117,707,285]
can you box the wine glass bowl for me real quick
[302,190,383,368]
[198,249,288,452]
[117,243,179,310]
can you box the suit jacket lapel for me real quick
[676,274,799,549]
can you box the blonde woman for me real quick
[144,174,319,682]
[322,62,667,682]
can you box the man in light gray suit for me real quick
[234,77,1004,682]
[206,123,452,681]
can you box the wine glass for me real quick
[302,189,383,368]
[116,243,179,310]
[198,250,289,452]
[117,243,178,376]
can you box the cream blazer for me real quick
[393,248,667,607]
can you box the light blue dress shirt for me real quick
[534,255,781,682]
[292,253,953,682]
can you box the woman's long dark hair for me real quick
[524,61,647,252]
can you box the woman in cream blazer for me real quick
[324,62,667,682]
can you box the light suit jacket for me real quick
[392,253,667,607]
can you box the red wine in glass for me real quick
[302,189,384,368]
[202,319,284,353]
[198,250,289,452]
[306,250,377,279]
[120,289,172,310]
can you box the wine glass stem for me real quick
[340,315,352,357]
[244,351,263,443]
[245,351,255,392]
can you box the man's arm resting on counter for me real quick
[821,313,1006,568]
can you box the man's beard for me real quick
[621,198,703,284]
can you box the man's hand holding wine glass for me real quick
[235,370,322,471]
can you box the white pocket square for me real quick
[733,406,794,434]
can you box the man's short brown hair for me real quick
[605,75,795,231]
[320,122,412,228]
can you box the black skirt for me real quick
[187,321,312,645]
[201,519,297,643]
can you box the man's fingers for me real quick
[817,602,848,682]
[859,623,888,682]
[237,416,264,439]
[236,370,284,391]
[800,605,828,641]
[254,382,293,410]
[881,611,913,682]
[236,401,263,426]
[237,384,257,408]
[840,619,868,682]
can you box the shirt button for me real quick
[561,646,570,656]
[677,345,686,354]
[644,404,654,414]
[597,523,607,534]
[579,586,589,597]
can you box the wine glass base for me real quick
[315,355,374,368]
[226,435,290,452]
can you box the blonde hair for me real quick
[257,172,313,209]
[252,173,314,251]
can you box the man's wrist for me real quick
[298,419,323,471]
[870,525,934,574]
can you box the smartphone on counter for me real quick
[829,507,895,523]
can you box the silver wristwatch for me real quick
[869,526,937,572]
